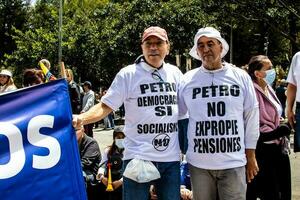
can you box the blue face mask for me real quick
[264,69,276,86]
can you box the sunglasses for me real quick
[151,70,164,82]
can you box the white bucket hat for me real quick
[0,69,12,77]
[189,27,229,61]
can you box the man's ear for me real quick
[196,48,201,58]
[166,42,170,55]
[254,70,263,79]
[218,41,223,53]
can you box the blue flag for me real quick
[0,79,87,200]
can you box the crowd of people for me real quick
[1,25,299,200]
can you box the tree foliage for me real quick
[1,0,299,88]
[0,0,28,62]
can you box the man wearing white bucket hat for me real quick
[0,69,17,94]
[178,27,260,200]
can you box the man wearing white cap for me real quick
[0,69,17,94]
[73,26,183,200]
[178,27,260,200]
[286,51,300,152]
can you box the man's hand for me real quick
[180,188,192,200]
[286,83,297,129]
[101,177,108,186]
[72,114,84,131]
[75,127,84,141]
[112,179,122,190]
[149,185,158,200]
[246,149,259,183]
[287,109,295,130]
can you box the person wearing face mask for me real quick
[0,69,17,94]
[97,126,125,200]
[246,55,291,200]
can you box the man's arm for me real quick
[244,107,259,183]
[286,83,297,129]
[73,102,113,130]
[243,78,260,183]
[245,149,259,183]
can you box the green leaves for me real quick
[1,0,299,88]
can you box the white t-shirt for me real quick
[0,84,17,94]
[102,60,183,162]
[287,51,300,102]
[178,63,259,170]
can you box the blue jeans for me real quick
[295,102,300,152]
[122,160,180,200]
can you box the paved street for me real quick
[93,127,300,199]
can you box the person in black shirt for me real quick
[66,69,82,114]
[76,128,101,200]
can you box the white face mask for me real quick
[115,139,124,149]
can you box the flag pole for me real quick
[58,0,63,75]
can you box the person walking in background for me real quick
[246,55,291,200]
[66,68,82,114]
[275,79,287,118]
[179,27,259,200]
[0,69,17,94]
[101,89,115,130]
[94,93,101,129]
[286,51,300,152]
[73,26,184,200]
[81,81,95,137]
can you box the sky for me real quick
[28,0,37,5]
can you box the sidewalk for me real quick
[93,127,114,152]
[93,127,300,199]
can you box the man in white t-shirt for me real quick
[81,81,95,137]
[287,51,300,152]
[178,27,260,200]
[73,26,183,200]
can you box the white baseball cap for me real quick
[189,27,229,61]
[0,69,12,77]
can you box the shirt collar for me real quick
[200,62,228,73]
[138,57,164,72]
